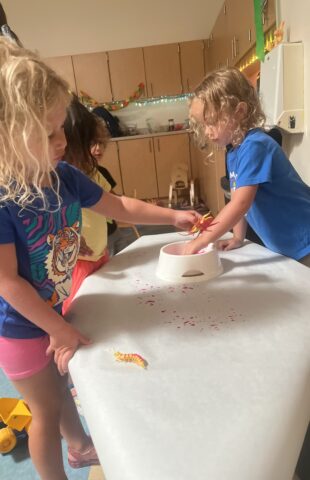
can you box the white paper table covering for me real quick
[68,233,310,480]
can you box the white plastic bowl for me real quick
[156,241,223,283]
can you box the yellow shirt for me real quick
[79,170,111,262]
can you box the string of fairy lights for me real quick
[133,93,192,108]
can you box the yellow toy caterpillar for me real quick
[114,352,148,369]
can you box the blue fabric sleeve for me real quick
[0,208,15,243]
[236,140,273,188]
[59,162,104,207]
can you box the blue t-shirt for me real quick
[0,162,103,339]
[227,129,310,260]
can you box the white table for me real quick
[69,233,310,480]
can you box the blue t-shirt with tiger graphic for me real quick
[0,162,103,338]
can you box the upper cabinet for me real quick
[72,52,112,102]
[262,0,276,32]
[208,3,231,71]
[179,40,205,93]
[143,43,182,97]
[108,48,146,101]
[227,0,255,65]
[44,55,77,94]
[207,0,275,69]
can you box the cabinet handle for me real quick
[248,29,252,43]
[234,36,239,57]
[150,82,154,97]
[157,139,160,152]
[186,79,190,92]
[149,139,152,153]
[231,39,234,59]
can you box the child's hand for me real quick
[46,323,91,376]
[79,236,94,256]
[173,210,201,231]
[182,238,203,255]
[216,237,243,251]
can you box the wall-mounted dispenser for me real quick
[259,42,304,133]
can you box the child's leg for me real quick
[59,376,92,451]
[12,361,68,480]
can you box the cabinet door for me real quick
[143,44,182,97]
[72,52,112,103]
[215,147,226,212]
[179,40,205,93]
[100,142,123,195]
[227,0,255,65]
[189,135,207,202]
[262,0,276,32]
[118,139,158,199]
[208,3,231,70]
[204,39,212,75]
[154,134,191,198]
[44,56,77,93]
[108,48,146,101]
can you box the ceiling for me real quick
[2,0,223,57]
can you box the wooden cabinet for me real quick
[179,40,205,93]
[204,39,212,75]
[108,48,146,101]
[100,142,123,195]
[208,0,276,69]
[72,52,112,103]
[262,0,276,32]
[208,3,231,71]
[143,43,182,97]
[190,139,226,216]
[44,55,77,93]
[154,134,191,198]
[215,146,226,212]
[118,138,158,199]
[227,0,255,65]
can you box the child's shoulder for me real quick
[239,128,281,155]
[56,161,78,178]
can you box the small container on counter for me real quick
[168,119,175,131]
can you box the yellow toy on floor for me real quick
[0,398,32,453]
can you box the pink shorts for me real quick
[0,335,52,380]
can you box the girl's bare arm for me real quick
[0,243,90,375]
[183,185,258,254]
[90,191,201,230]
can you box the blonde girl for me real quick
[184,68,310,265]
[0,38,199,480]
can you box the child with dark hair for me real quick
[0,2,23,46]
[62,96,115,313]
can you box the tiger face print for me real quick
[45,221,80,306]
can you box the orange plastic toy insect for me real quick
[190,212,217,236]
[114,352,148,369]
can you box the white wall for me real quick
[279,0,310,184]
[2,0,221,57]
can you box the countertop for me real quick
[110,129,191,142]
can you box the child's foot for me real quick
[68,438,100,468]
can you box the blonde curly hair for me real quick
[190,67,265,147]
[0,37,71,210]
